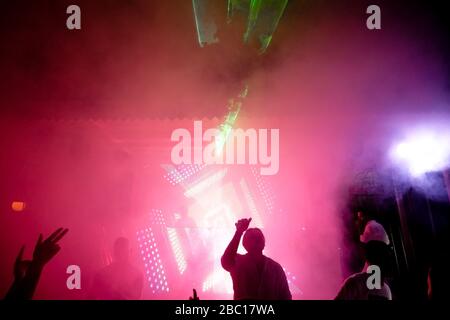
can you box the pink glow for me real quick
[1,1,449,300]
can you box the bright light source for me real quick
[391,131,450,177]
[11,201,26,212]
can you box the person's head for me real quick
[113,237,130,264]
[242,228,265,255]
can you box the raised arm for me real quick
[5,228,68,300]
[4,246,30,299]
[221,218,251,271]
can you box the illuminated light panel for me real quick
[202,270,233,294]
[150,209,166,226]
[167,227,187,275]
[184,169,228,198]
[252,167,275,213]
[239,178,264,227]
[136,227,169,294]
[162,164,206,186]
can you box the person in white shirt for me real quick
[336,241,392,300]
[356,210,391,275]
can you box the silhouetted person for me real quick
[221,218,291,300]
[4,228,69,300]
[356,210,390,274]
[335,240,392,300]
[90,237,143,300]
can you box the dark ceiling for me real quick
[0,0,448,119]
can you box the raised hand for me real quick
[13,246,31,281]
[5,228,69,300]
[32,228,69,267]
[189,288,199,300]
[235,218,252,234]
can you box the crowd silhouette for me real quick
[2,211,447,300]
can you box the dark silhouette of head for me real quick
[242,228,265,255]
[113,237,130,264]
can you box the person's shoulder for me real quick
[235,253,246,260]
[230,253,245,264]
[381,281,392,296]
[265,256,284,270]
[344,272,367,285]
